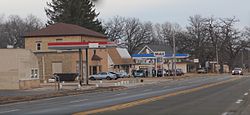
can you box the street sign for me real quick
[89,43,99,48]
[154,51,165,57]
[194,59,199,63]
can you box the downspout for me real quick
[42,56,46,83]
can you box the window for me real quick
[34,69,38,78]
[31,68,39,78]
[36,42,41,51]
[93,49,96,55]
[31,69,34,78]
[56,39,63,42]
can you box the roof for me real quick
[92,54,102,61]
[134,44,173,54]
[116,48,131,58]
[108,48,134,65]
[24,23,107,38]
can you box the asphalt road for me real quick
[97,76,250,115]
[0,75,247,115]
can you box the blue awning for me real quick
[132,53,189,59]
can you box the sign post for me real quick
[154,51,165,77]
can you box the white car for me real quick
[232,68,243,75]
[89,72,118,80]
[117,72,129,78]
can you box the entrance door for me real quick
[93,66,97,75]
[52,62,62,74]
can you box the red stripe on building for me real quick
[48,42,114,46]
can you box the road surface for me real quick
[0,75,249,115]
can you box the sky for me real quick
[0,0,250,29]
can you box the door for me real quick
[93,66,97,75]
[52,62,62,74]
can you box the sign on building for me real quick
[154,51,165,57]
[194,59,199,63]
[89,43,99,48]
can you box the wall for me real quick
[0,49,39,90]
[19,79,40,90]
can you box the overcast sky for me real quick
[0,0,249,29]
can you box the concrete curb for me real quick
[0,86,127,105]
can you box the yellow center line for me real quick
[73,77,239,115]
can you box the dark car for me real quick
[133,70,146,77]
[176,69,184,76]
[157,69,164,77]
[165,70,173,76]
[232,68,243,75]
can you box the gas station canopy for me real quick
[48,41,116,50]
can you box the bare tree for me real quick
[123,18,153,53]
[218,17,249,69]
[104,17,153,54]
[0,15,43,48]
[186,15,209,65]
[104,16,125,41]
[153,22,191,53]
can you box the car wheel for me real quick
[89,77,95,80]
[106,76,112,80]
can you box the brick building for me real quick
[24,23,109,82]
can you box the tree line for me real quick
[0,0,250,69]
[104,15,250,69]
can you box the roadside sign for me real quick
[154,51,165,57]
[194,59,199,63]
[210,61,218,64]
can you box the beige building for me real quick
[24,23,109,82]
[0,49,40,90]
[108,48,134,75]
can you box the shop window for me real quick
[56,39,63,42]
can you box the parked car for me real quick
[89,72,118,80]
[108,72,120,78]
[116,71,129,78]
[133,70,146,77]
[157,69,167,77]
[176,69,184,76]
[165,70,173,76]
[197,68,207,74]
[232,68,243,75]
[48,77,56,83]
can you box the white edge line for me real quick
[0,109,20,114]
[69,99,89,103]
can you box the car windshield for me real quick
[109,72,116,74]
[234,68,242,70]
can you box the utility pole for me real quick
[79,49,83,86]
[242,49,244,68]
[173,31,176,78]
[86,48,89,85]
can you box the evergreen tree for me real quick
[45,0,105,33]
